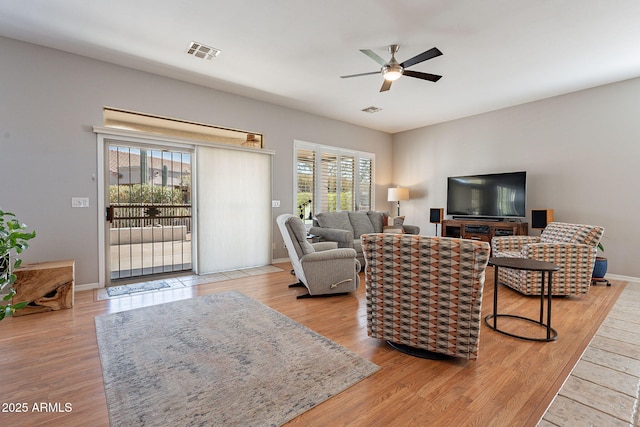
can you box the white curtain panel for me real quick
[196,146,272,273]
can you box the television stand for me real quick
[442,219,528,243]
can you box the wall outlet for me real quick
[71,197,90,208]
[272,200,280,208]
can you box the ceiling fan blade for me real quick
[340,71,381,79]
[380,79,392,92]
[400,47,443,69]
[403,69,442,82]
[360,49,387,66]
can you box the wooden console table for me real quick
[12,259,75,316]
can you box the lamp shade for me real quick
[387,187,409,202]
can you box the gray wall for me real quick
[0,36,392,286]
[3,34,637,283]
[392,77,640,278]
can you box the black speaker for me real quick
[429,208,444,224]
[532,209,554,229]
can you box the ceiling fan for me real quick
[341,44,443,92]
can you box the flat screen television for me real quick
[447,171,526,218]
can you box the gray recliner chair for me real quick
[276,214,360,299]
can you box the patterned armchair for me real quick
[491,222,604,296]
[361,234,490,360]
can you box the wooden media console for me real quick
[442,219,528,243]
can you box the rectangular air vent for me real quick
[362,106,382,114]
[186,41,221,60]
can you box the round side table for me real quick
[485,257,560,342]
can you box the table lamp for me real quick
[387,187,409,216]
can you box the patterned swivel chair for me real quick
[361,234,490,360]
[491,222,604,296]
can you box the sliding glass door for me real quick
[107,143,193,281]
[97,128,273,286]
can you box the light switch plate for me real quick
[272,200,280,208]
[72,197,90,208]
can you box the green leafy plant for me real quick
[0,209,36,321]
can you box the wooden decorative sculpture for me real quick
[12,260,74,316]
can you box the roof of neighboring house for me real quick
[109,149,191,175]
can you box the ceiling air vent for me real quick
[186,41,221,60]
[362,106,382,114]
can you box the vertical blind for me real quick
[295,141,374,222]
[196,146,272,273]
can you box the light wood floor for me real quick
[0,263,623,427]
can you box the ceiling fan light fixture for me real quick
[341,44,443,91]
[382,64,403,81]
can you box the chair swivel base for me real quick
[288,282,348,299]
[387,341,455,360]
[296,292,349,299]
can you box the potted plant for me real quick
[592,242,607,279]
[0,209,36,321]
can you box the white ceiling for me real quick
[2,1,640,133]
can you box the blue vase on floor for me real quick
[593,257,608,279]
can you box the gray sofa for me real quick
[310,211,420,267]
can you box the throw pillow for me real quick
[382,216,405,233]
[387,216,405,227]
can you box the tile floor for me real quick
[539,282,640,426]
[96,265,284,301]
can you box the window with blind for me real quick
[295,141,374,224]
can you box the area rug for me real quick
[105,281,170,297]
[95,291,379,426]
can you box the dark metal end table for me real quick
[484,257,560,342]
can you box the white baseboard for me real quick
[606,273,640,284]
[71,272,638,292]
[75,282,101,292]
